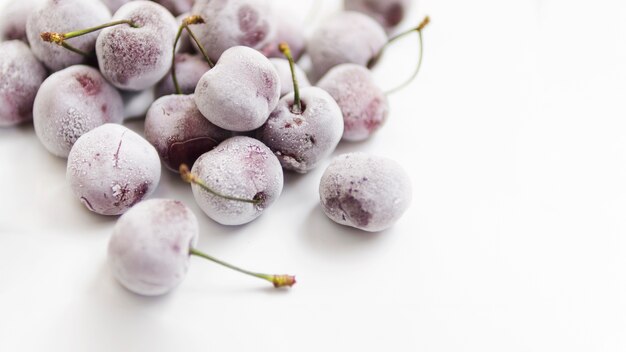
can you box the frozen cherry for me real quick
[181,136,283,225]
[344,0,412,30]
[155,53,210,97]
[108,198,295,296]
[194,46,280,132]
[261,17,305,61]
[270,58,310,97]
[258,44,343,173]
[96,1,178,90]
[307,11,387,80]
[67,123,161,216]
[26,0,111,71]
[319,153,412,232]
[189,0,276,63]
[33,65,124,157]
[145,94,230,172]
[0,41,47,127]
[0,0,43,43]
[317,64,389,142]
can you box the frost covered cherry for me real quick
[183,136,283,225]
[0,0,44,43]
[190,0,276,63]
[96,1,177,90]
[155,53,210,97]
[33,65,124,157]
[307,11,387,80]
[0,41,47,127]
[26,0,111,71]
[194,46,280,132]
[344,0,412,30]
[67,124,161,216]
[319,153,412,232]
[108,199,295,296]
[261,17,306,61]
[317,64,389,142]
[270,58,310,97]
[258,44,343,173]
[145,95,230,172]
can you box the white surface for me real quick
[1,0,626,351]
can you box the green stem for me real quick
[172,25,185,95]
[62,19,138,40]
[179,164,261,205]
[61,41,91,57]
[385,29,424,95]
[189,248,296,288]
[279,43,301,114]
[185,26,214,68]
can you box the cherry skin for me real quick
[344,0,412,31]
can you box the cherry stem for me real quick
[179,164,262,205]
[368,16,430,95]
[40,19,139,57]
[279,42,301,114]
[190,248,296,288]
[172,15,213,95]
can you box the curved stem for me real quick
[179,164,261,205]
[385,30,424,95]
[190,248,296,288]
[185,26,213,68]
[279,42,301,114]
[171,25,185,95]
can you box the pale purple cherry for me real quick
[270,58,310,97]
[154,0,193,16]
[344,0,412,31]
[96,1,178,90]
[67,124,161,216]
[0,0,44,43]
[155,53,210,97]
[189,0,276,63]
[261,17,305,61]
[319,153,412,232]
[258,44,343,173]
[307,11,387,80]
[317,64,389,142]
[27,0,112,71]
[194,46,281,132]
[0,41,47,127]
[33,65,124,157]
[145,94,231,172]
[181,136,283,226]
[108,199,296,296]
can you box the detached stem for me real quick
[40,19,139,57]
[279,42,301,114]
[190,248,296,288]
[179,164,261,205]
[380,16,430,95]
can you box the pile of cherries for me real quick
[0,0,427,296]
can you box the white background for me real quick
[1,0,626,351]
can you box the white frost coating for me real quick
[344,0,412,30]
[145,94,230,171]
[269,58,311,97]
[108,199,199,296]
[261,17,306,61]
[0,41,47,127]
[26,0,112,72]
[191,136,283,225]
[0,0,45,42]
[66,124,161,216]
[257,87,343,173]
[190,0,276,63]
[319,153,412,232]
[194,46,280,132]
[155,54,211,97]
[33,65,124,157]
[317,63,389,141]
[96,1,178,91]
[307,12,387,80]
